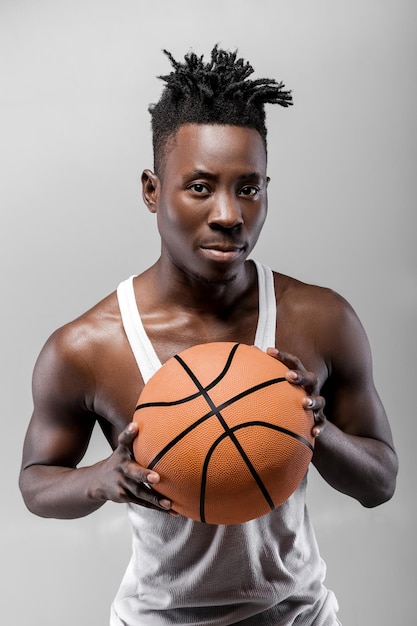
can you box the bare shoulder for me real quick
[33,291,125,408]
[40,291,120,367]
[273,270,352,315]
[272,271,371,376]
[273,271,359,333]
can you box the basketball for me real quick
[133,342,314,525]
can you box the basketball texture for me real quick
[133,342,314,525]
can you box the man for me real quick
[20,46,397,625]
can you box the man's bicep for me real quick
[322,301,395,449]
[324,375,394,448]
[22,405,96,470]
[22,332,96,470]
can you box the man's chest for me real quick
[90,302,328,446]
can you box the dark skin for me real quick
[19,124,398,520]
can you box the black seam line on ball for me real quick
[135,343,241,412]
[174,347,277,517]
[199,421,313,522]
[146,376,287,470]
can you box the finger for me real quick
[125,460,160,486]
[123,486,172,512]
[122,453,160,486]
[267,348,305,371]
[118,421,139,448]
[286,369,318,395]
[124,477,173,511]
[267,348,325,439]
[267,348,319,395]
[119,424,161,486]
[302,395,325,413]
[301,395,326,439]
[311,413,326,438]
[266,348,312,387]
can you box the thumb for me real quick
[118,421,139,448]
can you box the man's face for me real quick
[149,123,268,285]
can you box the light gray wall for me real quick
[1,1,415,624]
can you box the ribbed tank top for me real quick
[111,261,340,626]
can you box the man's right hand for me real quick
[91,421,177,515]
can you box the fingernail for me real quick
[147,472,159,484]
[159,499,171,510]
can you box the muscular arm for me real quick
[19,323,170,519]
[312,301,398,507]
[20,327,104,518]
[274,290,398,508]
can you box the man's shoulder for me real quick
[43,289,122,367]
[272,270,348,311]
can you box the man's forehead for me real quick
[164,123,267,170]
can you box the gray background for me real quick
[1,1,415,624]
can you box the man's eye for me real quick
[189,183,209,193]
[239,186,259,197]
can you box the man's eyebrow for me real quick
[236,172,265,182]
[183,170,217,180]
[183,170,266,181]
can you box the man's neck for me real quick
[147,257,257,316]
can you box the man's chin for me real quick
[193,271,237,287]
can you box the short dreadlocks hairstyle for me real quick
[149,45,293,176]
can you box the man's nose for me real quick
[207,193,243,229]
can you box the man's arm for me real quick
[271,293,398,508]
[19,325,172,519]
[312,297,397,506]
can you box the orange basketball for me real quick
[133,342,314,525]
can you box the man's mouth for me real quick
[199,243,245,261]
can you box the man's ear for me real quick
[141,169,159,213]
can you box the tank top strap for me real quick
[117,261,277,383]
[252,260,277,351]
[116,276,162,384]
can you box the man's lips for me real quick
[199,243,246,261]
[199,242,245,252]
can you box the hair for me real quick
[149,45,293,176]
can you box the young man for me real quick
[20,47,397,625]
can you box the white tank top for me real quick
[116,260,277,384]
[111,260,340,626]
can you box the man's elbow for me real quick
[360,449,398,508]
[19,466,47,518]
